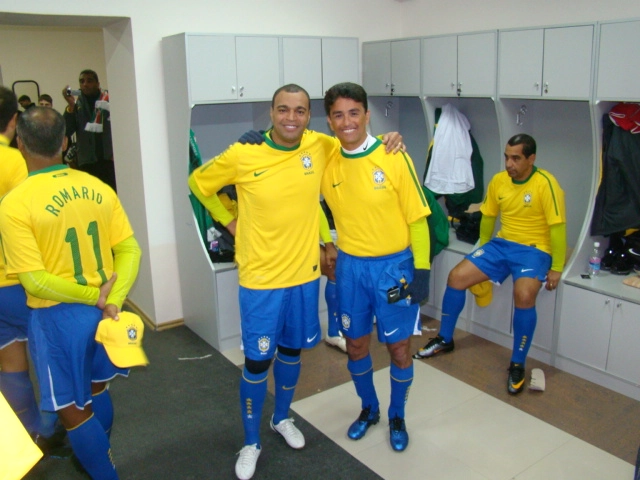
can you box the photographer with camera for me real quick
[62,69,116,191]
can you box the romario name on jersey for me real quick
[45,184,104,217]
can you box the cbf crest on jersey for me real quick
[258,336,271,354]
[472,248,485,258]
[372,167,386,189]
[341,313,351,330]
[300,151,314,175]
[523,191,533,207]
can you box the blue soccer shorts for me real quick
[336,248,420,344]
[29,303,129,412]
[466,238,552,284]
[239,279,320,361]
[0,284,30,349]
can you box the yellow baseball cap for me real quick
[95,312,149,368]
[469,281,493,307]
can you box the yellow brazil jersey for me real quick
[321,138,431,257]
[481,166,566,255]
[0,135,28,288]
[0,165,134,308]
[191,130,339,289]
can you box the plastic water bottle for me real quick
[588,241,602,276]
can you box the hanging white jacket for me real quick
[425,103,474,194]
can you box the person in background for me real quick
[0,85,64,454]
[413,133,566,395]
[321,82,431,452]
[18,94,35,111]
[62,69,116,191]
[38,94,53,108]
[0,106,141,479]
[189,83,403,480]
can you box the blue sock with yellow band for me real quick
[273,352,301,424]
[240,367,268,447]
[348,354,379,412]
[389,362,413,420]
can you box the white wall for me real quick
[1,0,639,326]
[0,26,106,114]
[400,0,640,37]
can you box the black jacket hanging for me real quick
[591,114,640,236]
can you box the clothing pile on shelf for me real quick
[423,104,485,245]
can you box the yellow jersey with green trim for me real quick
[191,130,339,289]
[0,134,28,288]
[0,165,135,308]
[321,138,431,257]
[480,166,566,255]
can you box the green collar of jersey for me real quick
[340,137,382,159]
[264,128,303,151]
[512,165,537,185]
[28,163,69,177]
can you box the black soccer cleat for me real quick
[507,362,526,395]
[412,335,454,359]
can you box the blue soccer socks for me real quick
[439,286,467,343]
[512,306,537,365]
[240,367,268,447]
[91,386,114,437]
[348,355,379,412]
[272,352,301,425]
[0,370,40,434]
[325,281,340,337]
[67,414,118,480]
[388,362,413,420]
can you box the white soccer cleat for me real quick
[235,444,261,480]
[270,416,305,449]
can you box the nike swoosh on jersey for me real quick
[306,334,318,343]
[521,268,534,272]
[332,181,343,188]
[254,170,268,177]
[384,328,399,337]
[282,385,296,391]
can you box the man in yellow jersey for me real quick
[414,133,567,395]
[321,82,431,452]
[0,86,66,453]
[0,107,141,480]
[189,84,402,480]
